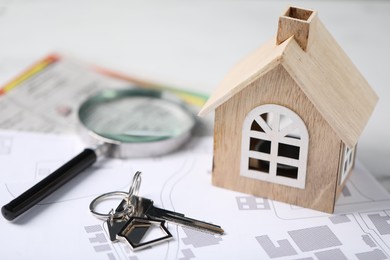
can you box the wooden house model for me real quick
[198,6,378,213]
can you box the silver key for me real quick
[106,209,128,242]
[129,195,224,235]
[109,196,174,250]
[106,171,142,242]
[117,217,173,251]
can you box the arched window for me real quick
[339,144,355,185]
[240,104,309,189]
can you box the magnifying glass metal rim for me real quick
[78,88,196,158]
[1,87,196,221]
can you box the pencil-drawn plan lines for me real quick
[255,235,298,258]
[236,196,271,211]
[3,131,390,259]
[181,227,223,248]
[255,218,390,259]
[35,160,64,180]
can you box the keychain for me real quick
[89,171,224,251]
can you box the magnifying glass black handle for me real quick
[1,148,97,221]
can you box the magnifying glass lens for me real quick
[2,88,196,221]
[80,91,194,143]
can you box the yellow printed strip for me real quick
[95,66,209,107]
[0,55,58,95]
[142,83,209,107]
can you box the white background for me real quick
[0,0,389,186]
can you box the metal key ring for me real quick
[89,191,130,220]
[89,171,142,220]
[128,171,141,198]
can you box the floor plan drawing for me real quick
[1,130,390,259]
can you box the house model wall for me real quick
[199,6,378,213]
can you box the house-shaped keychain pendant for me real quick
[199,6,378,213]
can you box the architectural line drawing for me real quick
[3,132,390,259]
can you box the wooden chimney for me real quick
[276,7,318,51]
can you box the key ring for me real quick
[127,171,141,199]
[89,191,129,220]
[90,170,223,252]
[89,171,142,220]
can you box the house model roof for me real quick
[198,7,378,148]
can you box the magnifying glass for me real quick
[1,88,196,221]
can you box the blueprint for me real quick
[1,130,390,259]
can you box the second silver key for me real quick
[129,195,224,235]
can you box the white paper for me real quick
[1,130,390,259]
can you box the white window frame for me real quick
[339,144,355,185]
[240,104,309,189]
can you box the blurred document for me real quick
[0,55,129,133]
